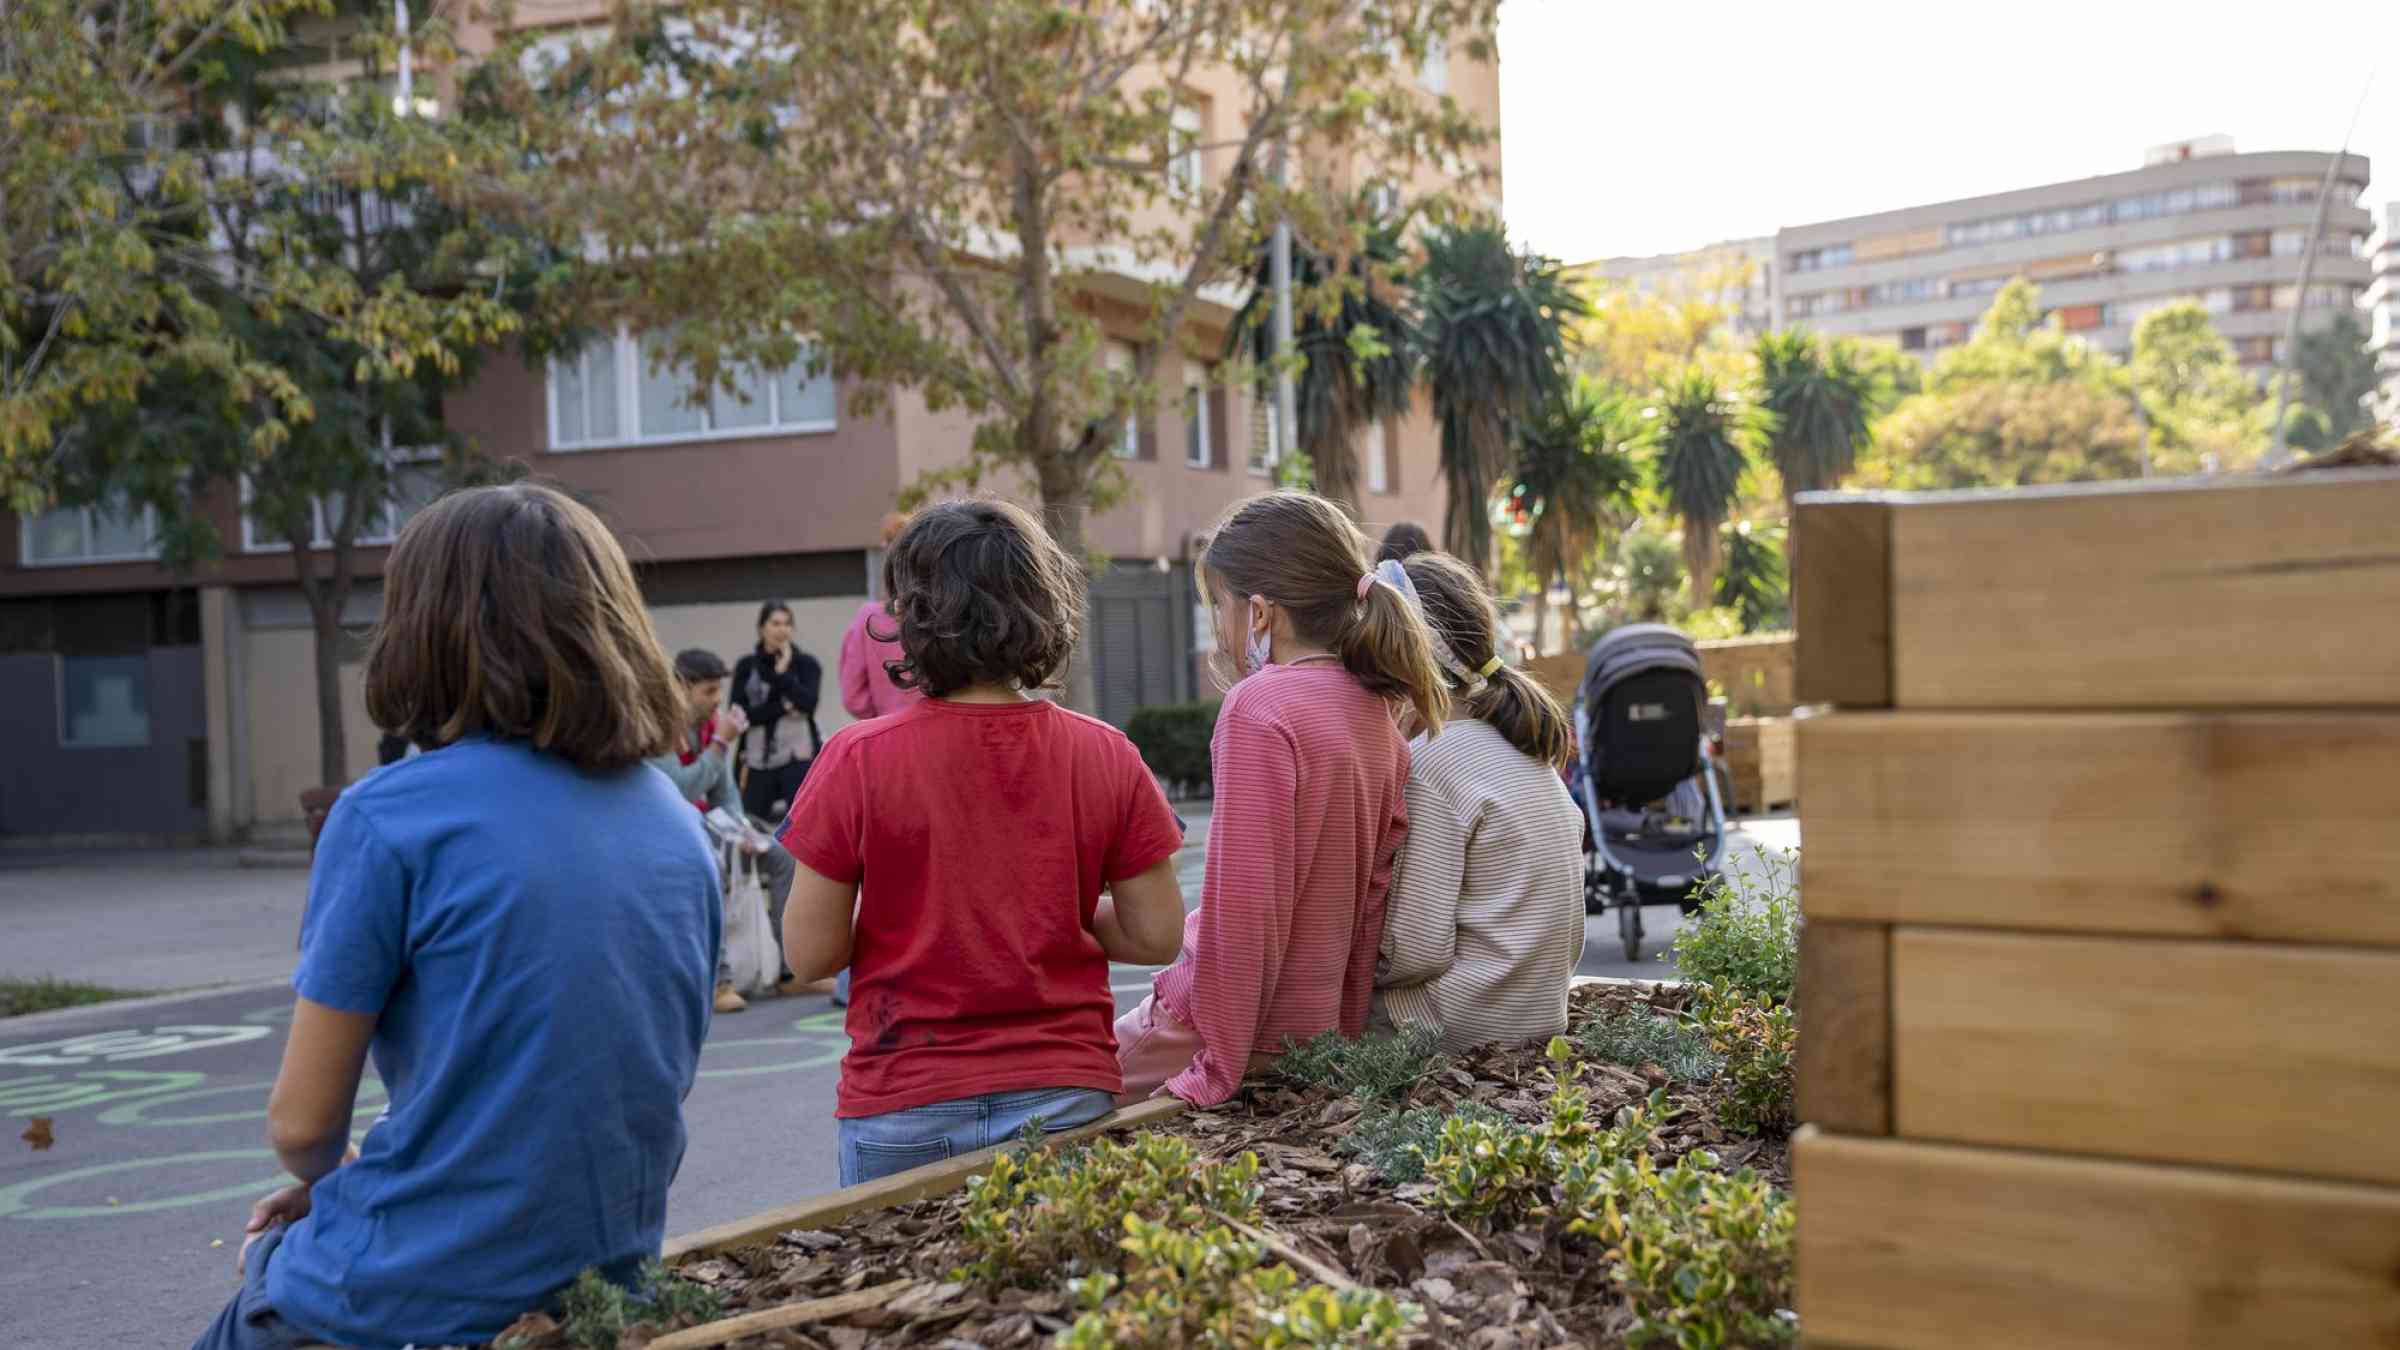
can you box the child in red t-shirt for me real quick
[1116,491,1452,1107]
[777,499,1189,1184]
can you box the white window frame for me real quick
[1418,34,1449,95]
[547,328,839,452]
[240,437,443,553]
[17,496,159,568]
[1365,421,1390,495]
[1107,341,1141,459]
[1249,395,1282,477]
[1184,365,1213,468]
[1168,105,1205,196]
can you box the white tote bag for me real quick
[719,841,783,996]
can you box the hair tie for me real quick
[1356,572,1375,601]
[1480,655,1504,677]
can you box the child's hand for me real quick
[248,1183,312,1235]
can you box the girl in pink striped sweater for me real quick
[1116,492,1451,1106]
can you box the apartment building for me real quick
[2368,202,2400,417]
[1573,237,1777,339]
[0,10,1492,844]
[1776,139,2373,370]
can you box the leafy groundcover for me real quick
[495,977,1798,1350]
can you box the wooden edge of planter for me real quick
[1795,921,1890,1136]
[664,976,1674,1263]
[1792,496,1892,710]
[663,1095,1190,1262]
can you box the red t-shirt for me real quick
[777,696,1185,1117]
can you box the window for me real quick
[241,440,443,553]
[548,331,838,450]
[1418,34,1449,94]
[1168,105,1204,195]
[1107,342,1141,459]
[58,654,150,748]
[1949,275,2008,300]
[1864,276,1940,307]
[2118,237,2235,273]
[1183,365,1213,468]
[1365,421,1390,494]
[1789,244,1852,274]
[1249,395,1282,476]
[19,495,156,566]
[1900,327,1927,352]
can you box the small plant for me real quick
[1578,1007,1724,1083]
[1340,1101,1509,1184]
[1273,1027,1444,1103]
[552,1262,724,1350]
[1422,1039,1668,1229]
[1669,852,1799,1005]
[1565,1152,1796,1349]
[1698,988,1797,1138]
[1059,1217,1414,1349]
[957,1131,1263,1286]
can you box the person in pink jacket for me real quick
[840,513,922,722]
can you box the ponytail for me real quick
[1340,580,1450,736]
[1399,551,1574,770]
[1201,491,1451,733]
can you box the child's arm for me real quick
[1092,859,1185,966]
[1378,775,1464,988]
[780,860,857,983]
[267,997,375,1181]
[1166,709,1298,1106]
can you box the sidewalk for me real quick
[1,847,308,992]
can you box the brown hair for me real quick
[1375,520,1434,565]
[1201,491,1449,733]
[364,483,683,770]
[880,498,1083,698]
[1402,551,1574,769]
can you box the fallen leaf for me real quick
[20,1117,53,1151]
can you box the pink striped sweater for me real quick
[1152,662,1413,1106]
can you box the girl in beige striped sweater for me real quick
[1373,552,1586,1053]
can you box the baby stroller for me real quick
[1569,624,1728,962]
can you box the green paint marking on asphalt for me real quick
[0,1149,286,1220]
[0,1070,208,1117]
[785,1011,850,1036]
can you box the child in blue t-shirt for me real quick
[193,484,720,1350]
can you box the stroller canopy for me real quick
[1580,623,1703,703]
[1579,624,1706,808]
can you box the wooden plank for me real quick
[1885,469,2400,708]
[1892,928,2400,1185]
[1795,1127,2400,1349]
[1792,495,1892,708]
[1795,922,1888,1136]
[646,1280,915,1350]
[1798,711,2400,944]
[662,1095,1189,1260]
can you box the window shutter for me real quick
[1138,404,1159,461]
[1209,389,1232,471]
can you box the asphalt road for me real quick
[0,815,1790,1346]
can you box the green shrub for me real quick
[1339,1101,1509,1184]
[1126,701,1220,792]
[1564,1152,1796,1349]
[1273,1027,1444,1103]
[1578,1008,1723,1083]
[1669,853,1798,1006]
[1421,1039,1667,1228]
[550,1262,724,1350]
[1696,986,1797,1138]
[957,1131,1263,1286]
[1059,1218,1413,1349]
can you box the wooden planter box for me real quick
[1721,716,1795,814]
[1789,469,2400,1349]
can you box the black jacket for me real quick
[731,645,822,762]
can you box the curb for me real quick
[0,977,293,1036]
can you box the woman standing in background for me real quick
[732,601,822,823]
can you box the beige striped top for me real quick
[1373,716,1587,1054]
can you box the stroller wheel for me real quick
[1584,864,1608,915]
[1618,898,1644,964]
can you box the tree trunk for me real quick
[310,595,347,788]
[1683,525,1719,617]
[1037,457,1099,714]
[1529,583,1550,658]
[1314,435,1362,521]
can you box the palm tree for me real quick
[1415,224,1582,574]
[1754,330,1882,591]
[1509,381,1643,652]
[1650,368,1767,612]
[1228,203,1418,518]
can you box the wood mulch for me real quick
[502,982,1790,1349]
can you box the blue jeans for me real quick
[837,1086,1113,1186]
[192,1225,323,1350]
[832,967,850,1005]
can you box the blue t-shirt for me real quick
[266,737,720,1350]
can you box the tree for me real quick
[2,1,518,508]
[2290,311,2379,446]
[1860,381,2147,490]
[497,1,1498,711]
[1713,519,1786,632]
[1572,259,1755,391]
[1648,368,1765,611]
[24,4,541,787]
[1227,200,1417,518]
[1928,278,2119,395]
[2127,302,2265,473]
[1753,329,1883,593]
[1506,380,1642,653]
[1415,223,1581,574]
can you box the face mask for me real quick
[1244,599,1274,676]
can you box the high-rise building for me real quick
[1774,140,2373,371]
[1572,238,1777,339]
[0,9,1495,844]
[2367,202,2400,419]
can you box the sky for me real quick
[1498,0,2396,263]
